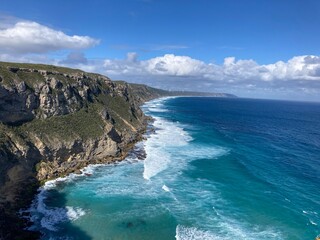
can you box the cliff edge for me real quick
[0,61,235,239]
[0,62,165,239]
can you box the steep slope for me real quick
[0,62,166,239]
[0,62,236,239]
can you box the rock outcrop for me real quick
[0,61,235,240]
[0,66,114,124]
[0,62,166,240]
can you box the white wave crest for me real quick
[142,97,229,180]
[310,220,317,226]
[41,163,103,191]
[66,206,86,221]
[28,178,87,231]
[142,119,228,180]
[143,117,192,180]
[176,225,221,240]
[175,224,282,240]
[37,205,86,231]
[162,185,170,192]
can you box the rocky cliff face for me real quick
[0,66,113,124]
[0,62,165,240]
[0,61,235,239]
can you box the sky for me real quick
[1,0,320,101]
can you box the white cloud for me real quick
[262,56,320,81]
[102,53,208,77]
[0,21,99,54]
[126,52,138,62]
[100,53,320,82]
[97,53,320,100]
[144,54,207,76]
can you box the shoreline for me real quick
[12,96,178,239]
[17,102,157,239]
[18,96,320,240]
[2,96,216,239]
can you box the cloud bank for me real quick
[101,53,320,82]
[0,21,99,54]
[98,53,320,100]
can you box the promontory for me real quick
[0,61,234,239]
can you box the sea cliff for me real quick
[0,62,234,239]
[0,62,166,239]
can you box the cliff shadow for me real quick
[32,187,93,240]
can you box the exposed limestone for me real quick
[0,62,166,240]
[0,61,235,239]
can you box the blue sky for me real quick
[1,0,320,101]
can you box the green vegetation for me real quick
[0,61,106,86]
[0,61,173,146]
[0,61,84,74]
[98,93,137,129]
[17,103,106,142]
[0,123,7,143]
[16,71,45,88]
[0,65,16,85]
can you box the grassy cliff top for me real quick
[0,61,109,87]
[0,61,83,73]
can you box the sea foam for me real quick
[143,97,228,181]
[175,223,282,240]
[27,165,99,232]
[29,183,86,232]
[143,116,192,180]
[162,185,170,192]
[175,225,221,240]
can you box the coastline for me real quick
[0,65,168,239]
[0,94,233,239]
[0,62,235,239]
[8,94,319,239]
[23,97,174,239]
[16,100,157,239]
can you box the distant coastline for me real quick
[0,62,235,239]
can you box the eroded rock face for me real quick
[0,84,38,125]
[0,63,165,239]
[0,66,150,183]
[0,65,162,182]
[0,66,115,122]
[33,123,122,181]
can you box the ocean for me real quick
[28,97,320,240]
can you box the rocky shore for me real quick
[0,62,235,240]
[0,62,167,240]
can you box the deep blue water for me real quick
[29,97,320,239]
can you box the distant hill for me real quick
[166,90,237,98]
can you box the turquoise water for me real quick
[29,97,320,239]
